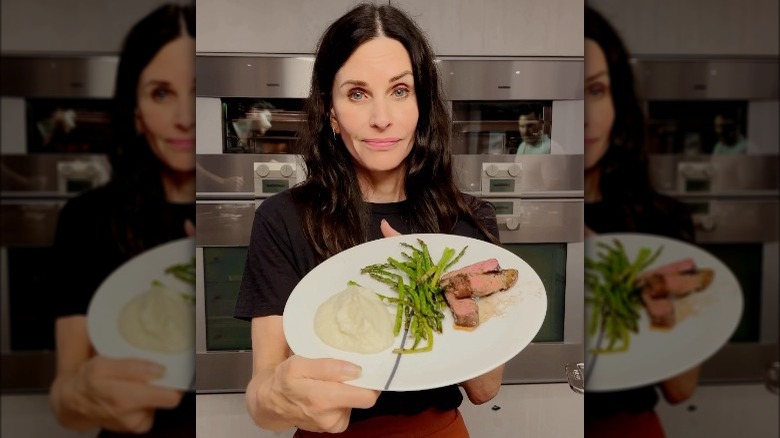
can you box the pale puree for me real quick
[314,284,394,354]
[118,284,193,353]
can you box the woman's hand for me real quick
[246,316,379,433]
[50,316,184,433]
[53,356,183,433]
[252,355,380,433]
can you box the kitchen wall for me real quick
[0,0,191,54]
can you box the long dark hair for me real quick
[293,3,497,261]
[109,3,195,256]
[585,6,693,241]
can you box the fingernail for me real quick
[342,363,362,378]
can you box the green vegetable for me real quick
[165,257,196,285]
[585,239,662,354]
[360,239,465,354]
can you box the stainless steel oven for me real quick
[637,57,779,385]
[194,56,584,392]
[1,55,115,392]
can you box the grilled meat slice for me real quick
[641,291,675,328]
[640,269,715,299]
[440,258,500,284]
[442,269,518,299]
[444,291,479,328]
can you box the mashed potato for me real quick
[314,284,394,354]
[118,283,194,353]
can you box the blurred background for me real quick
[1,1,192,437]
[586,0,778,436]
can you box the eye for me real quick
[392,86,410,99]
[587,83,607,97]
[348,89,366,101]
[152,87,172,101]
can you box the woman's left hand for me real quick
[380,219,401,237]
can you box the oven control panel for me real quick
[481,163,522,196]
[677,162,715,193]
[253,162,304,196]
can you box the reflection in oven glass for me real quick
[204,247,251,350]
[502,243,566,342]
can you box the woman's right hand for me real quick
[251,355,380,433]
[53,355,183,433]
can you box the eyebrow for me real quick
[585,71,608,83]
[141,79,170,89]
[339,70,413,89]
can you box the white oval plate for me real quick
[585,233,743,392]
[87,238,195,389]
[283,233,547,392]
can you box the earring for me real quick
[333,128,339,140]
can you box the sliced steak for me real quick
[440,258,500,283]
[442,269,518,299]
[641,258,697,278]
[444,291,479,327]
[640,269,715,299]
[641,292,675,328]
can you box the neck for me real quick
[161,169,195,203]
[357,167,406,203]
[584,166,602,202]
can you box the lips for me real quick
[168,139,195,150]
[363,138,401,149]
[584,138,599,146]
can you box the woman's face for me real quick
[330,37,419,176]
[584,38,614,170]
[135,35,196,173]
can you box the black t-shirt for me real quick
[584,196,694,418]
[52,182,195,437]
[234,190,499,423]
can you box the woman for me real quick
[234,4,504,437]
[584,6,700,438]
[49,4,195,436]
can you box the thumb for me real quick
[88,357,166,382]
[380,219,402,238]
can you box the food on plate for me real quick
[313,284,394,354]
[586,239,662,353]
[118,282,194,353]
[636,258,715,328]
[439,258,519,327]
[361,239,465,354]
[117,258,195,353]
[586,239,717,353]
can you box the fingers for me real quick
[85,357,165,383]
[184,219,196,237]
[380,219,402,237]
[104,381,184,410]
[286,357,362,382]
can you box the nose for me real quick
[369,97,391,130]
[175,92,195,131]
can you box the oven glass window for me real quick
[450,100,553,155]
[700,243,762,342]
[7,247,58,350]
[26,98,113,154]
[203,247,251,350]
[221,97,305,154]
[646,100,748,154]
[502,243,566,342]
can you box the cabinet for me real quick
[196,0,386,54]
[588,0,779,56]
[390,0,583,57]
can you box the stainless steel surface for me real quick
[767,361,779,394]
[196,201,257,247]
[632,58,779,100]
[566,362,585,394]
[196,56,583,101]
[1,56,118,98]
[649,154,779,195]
[196,56,314,98]
[0,201,63,247]
[493,200,583,243]
[196,153,299,194]
[439,59,584,101]
[453,154,583,196]
[1,154,111,193]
